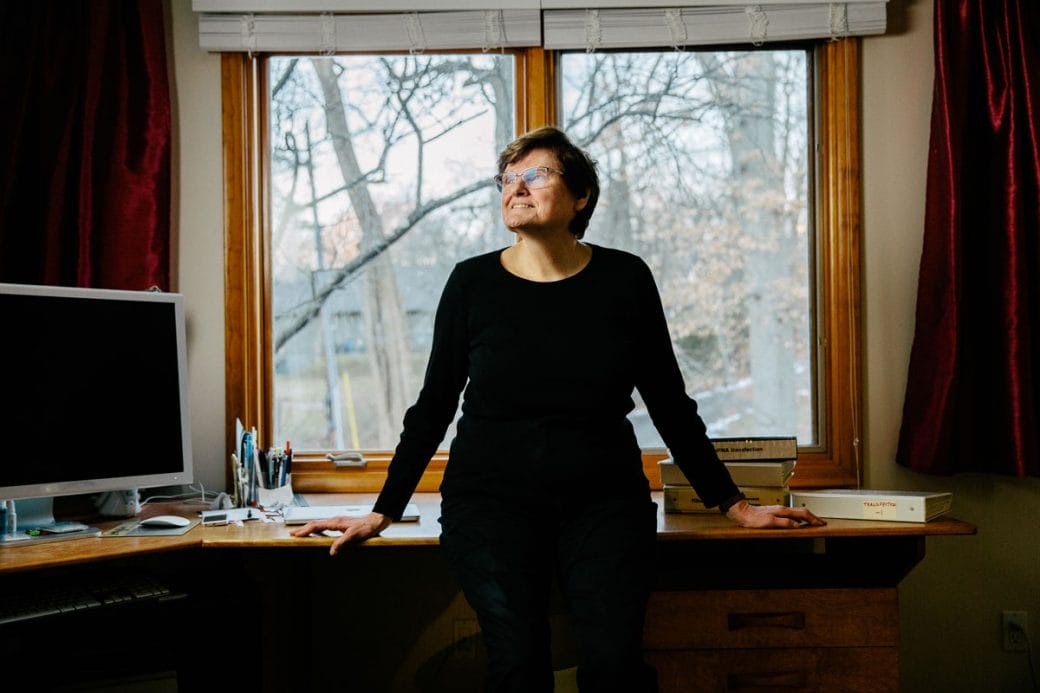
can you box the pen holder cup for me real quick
[256,475,293,511]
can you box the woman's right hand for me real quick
[288,511,392,555]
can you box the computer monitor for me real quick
[0,283,193,542]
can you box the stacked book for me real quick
[660,436,797,513]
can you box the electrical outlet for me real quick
[1003,611,1029,652]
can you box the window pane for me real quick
[269,54,515,449]
[560,50,814,446]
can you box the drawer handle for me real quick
[727,611,806,630]
[727,670,809,689]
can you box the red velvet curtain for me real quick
[0,0,171,290]
[897,0,1040,476]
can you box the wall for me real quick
[862,1,1040,691]
[169,0,1040,689]
[169,0,225,493]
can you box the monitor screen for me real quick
[0,283,193,501]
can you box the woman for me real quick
[291,127,824,691]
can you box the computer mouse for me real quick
[138,514,191,529]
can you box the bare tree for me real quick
[270,54,514,447]
[310,58,414,444]
[269,49,810,447]
[699,51,800,433]
[561,49,809,436]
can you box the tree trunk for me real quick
[707,53,798,434]
[313,59,411,446]
[302,122,346,449]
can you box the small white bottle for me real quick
[5,500,16,537]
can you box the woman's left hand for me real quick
[726,500,826,529]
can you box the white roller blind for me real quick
[192,0,880,9]
[543,4,887,50]
[195,2,887,52]
[197,9,542,52]
[540,0,883,6]
[192,0,538,9]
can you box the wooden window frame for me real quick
[221,41,862,492]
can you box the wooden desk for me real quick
[0,492,975,692]
[0,491,975,570]
[649,501,974,692]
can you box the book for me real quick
[710,436,798,461]
[664,485,789,514]
[788,489,953,523]
[725,460,796,487]
[282,503,421,524]
[659,459,796,487]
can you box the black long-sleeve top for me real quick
[372,244,740,520]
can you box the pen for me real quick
[250,427,259,505]
[238,467,249,508]
[279,442,289,486]
[258,449,269,489]
[270,448,281,487]
[242,430,256,504]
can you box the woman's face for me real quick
[500,148,587,236]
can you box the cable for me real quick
[1010,622,1040,692]
[140,483,219,507]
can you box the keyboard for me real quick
[0,569,177,626]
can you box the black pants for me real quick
[439,495,659,693]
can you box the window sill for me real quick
[289,449,839,494]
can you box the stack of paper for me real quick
[660,437,797,513]
[282,503,421,524]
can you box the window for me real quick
[559,48,813,446]
[267,53,515,450]
[223,40,862,488]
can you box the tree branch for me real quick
[274,177,493,351]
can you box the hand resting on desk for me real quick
[288,511,392,555]
[726,501,826,529]
[284,502,822,555]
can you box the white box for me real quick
[788,489,952,523]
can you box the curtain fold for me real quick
[0,0,171,290]
[896,0,1039,476]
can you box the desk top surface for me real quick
[0,492,976,574]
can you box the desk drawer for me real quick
[644,588,898,649]
[647,646,898,693]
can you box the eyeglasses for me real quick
[494,166,564,192]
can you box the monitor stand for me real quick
[0,497,101,545]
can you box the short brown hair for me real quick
[497,127,599,239]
